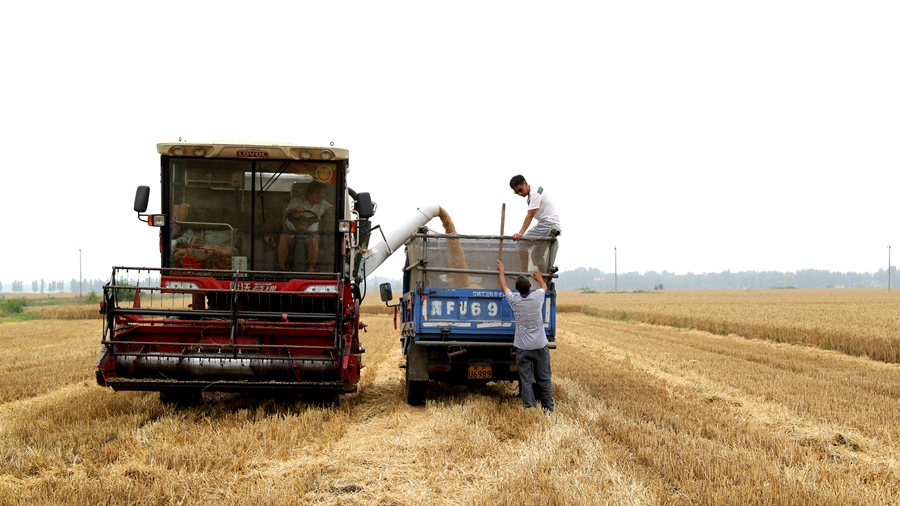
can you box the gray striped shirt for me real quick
[504,288,548,350]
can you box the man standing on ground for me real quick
[497,260,554,412]
[509,175,561,273]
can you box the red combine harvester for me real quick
[95,142,438,405]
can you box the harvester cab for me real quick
[95,142,434,405]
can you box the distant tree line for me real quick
[2,268,896,293]
[0,278,146,294]
[362,275,399,297]
[555,267,898,290]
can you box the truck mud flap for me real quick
[406,342,429,381]
[405,341,428,406]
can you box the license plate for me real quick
[468,364,492,380]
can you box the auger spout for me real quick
[361,204,441,276]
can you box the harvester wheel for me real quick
[159,389,202,407]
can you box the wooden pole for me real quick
[498,203,506,260]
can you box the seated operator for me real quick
[278,181,333,271]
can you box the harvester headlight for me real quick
[303,284,337,294]
[338,220,353,233]
[165,281,200,290]
[299,149,313,159]
[148,215,166,227]
[172,146,185,156]
[192,146,206,156]
[319,149,333,160]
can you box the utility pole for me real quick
[889,244,892,292]
[614,245,617,293]
[79,248,82,297]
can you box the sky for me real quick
[1,1,898,289]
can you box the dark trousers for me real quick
[516,346,554,411]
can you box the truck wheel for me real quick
[406,376,427,406]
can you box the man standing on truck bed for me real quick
[509,175,561,273]
[497,260,554,412]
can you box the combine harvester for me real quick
[95,141,438,405]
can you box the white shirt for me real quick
[285,196,332,232]
[527,186,560,226]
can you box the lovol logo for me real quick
[316,165,333,182]
[236,149,269,158]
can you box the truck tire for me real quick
[406,376,427,406]
[406,342,428,406]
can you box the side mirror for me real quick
[134,186,165,226]
[379,282,396,307]
[355,192,375,219]
[134,186,150,213]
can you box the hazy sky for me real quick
[1,1,897,288]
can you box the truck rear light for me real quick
[148,215,166,227]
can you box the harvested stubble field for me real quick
[560,288,900,363]
[2,290,899,505]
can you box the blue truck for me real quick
[380,230,558,405]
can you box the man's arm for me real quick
[284,198,306,218]
[532,270,548,291]
[512,209,537,241]
[497,260,510,293]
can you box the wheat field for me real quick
[1,290,899,505]
[560,288,900,363]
